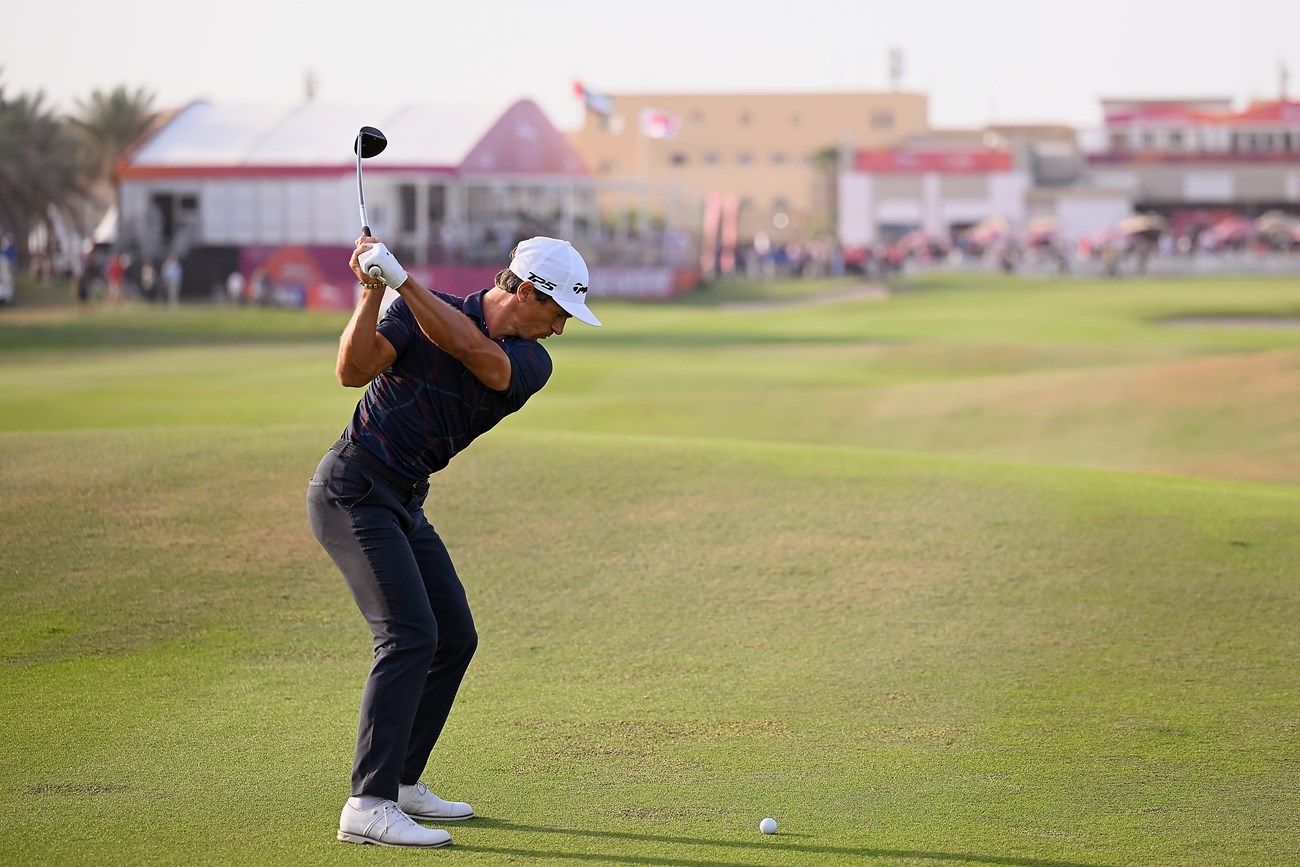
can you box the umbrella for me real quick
[892,229,948,258]
[1207,215,1257,245]
[1116,213,1168,238]
[968,216,1010,247]
[1255,210,1300,239]
[1025,216,1060,246]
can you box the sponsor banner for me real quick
[590,267,699,299]
[240,244,355,310]
[236,246,699,307]
[854,149,1014,174]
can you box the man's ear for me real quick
[517,280,536,302]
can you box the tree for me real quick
[808,145,841,241]
[0,79,87,266]
[70,85,157,189]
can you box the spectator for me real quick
[106,253,126,305]
[226,270,246,305]
[162,256,183,307]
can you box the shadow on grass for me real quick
[461,819,1113,867]
[0,317,901,354]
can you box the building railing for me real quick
[1087,150,1300,165]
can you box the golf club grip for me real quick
[362,225,371,236]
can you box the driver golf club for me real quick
[353,125,388,237]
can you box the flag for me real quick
[639,107,682,140]
[572,80,613,117]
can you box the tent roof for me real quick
[124,98,585,173]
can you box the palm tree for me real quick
[0,80,87,266]
[69,85,158,230]
[71,85,157,183]
[808,145,841,240]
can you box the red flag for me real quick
[639,107,682,140]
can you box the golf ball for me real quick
[759,817,777,835]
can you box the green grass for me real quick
[1,274,1298,866]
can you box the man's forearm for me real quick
[336,286,387,385]
[394,277,486,357]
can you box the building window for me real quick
[399,184,417,232]
[870,110,894,129]
[1168,131,1184,150]
[772,196,789,211]
[690,111,704,125]
[669,152,689,166]
[427,184,446,223]
[702,152,721,165]
[739,111,752,127]
[790,112,801,127]
[770,152,787,164]
[736,153,754,165]
[598,159,617,174]
[1141,132,1156,150]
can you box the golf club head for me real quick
[354,126,388,158]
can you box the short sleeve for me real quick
[500,339,553,407]
[376,296,415,357]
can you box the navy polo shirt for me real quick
[343,288,552,481]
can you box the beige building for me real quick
[567,91,929,245]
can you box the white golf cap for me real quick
[509,237,601,327]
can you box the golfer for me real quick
[307,234,600,848]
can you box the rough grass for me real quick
[1,273,1298,866]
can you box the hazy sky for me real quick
[5,0,1299,131]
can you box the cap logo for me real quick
[572,283,588,296]
[526,272,558,292]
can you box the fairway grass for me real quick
[2,275,1298,866]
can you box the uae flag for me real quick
[572,80,613,117]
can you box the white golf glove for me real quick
[358,243,409,289]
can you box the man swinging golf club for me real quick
[307,233,600,848]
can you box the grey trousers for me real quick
[306,442,478,800]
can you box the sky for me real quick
[4,0,1300,133]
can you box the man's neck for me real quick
[481,287,513,339]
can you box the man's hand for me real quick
[358,242,409,289]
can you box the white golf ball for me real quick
[759,817,777,835]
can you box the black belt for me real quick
[334,439,429,498]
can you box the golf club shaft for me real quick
[356,143,370,236]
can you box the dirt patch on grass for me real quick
[868,347,1300,483]
[1156,314,1300,329]
[876,347,1300,415]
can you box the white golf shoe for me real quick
[337,799,452,848]
[398,781,475,821]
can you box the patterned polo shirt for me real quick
[343,288,552,481]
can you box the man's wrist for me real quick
[357,242,408,289]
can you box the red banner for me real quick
[853,149,1013,173]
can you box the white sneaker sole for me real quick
[337,830,452,848]
[406,809,475,822]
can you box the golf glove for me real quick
[359,243,409,289]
